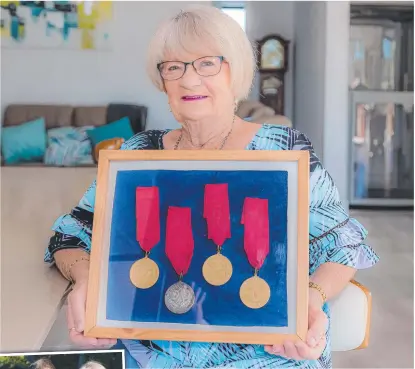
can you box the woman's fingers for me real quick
[67,296,98,347]
[294,340,315,360]
[69,330,113,349]
[283,341,302,360]
[264,337,326,360]
[69,328,98,348]
[68,305,116,348]
[295,337,326,360]
[264,344,284,356]
[92,337,118,348]
[307,310,328,348]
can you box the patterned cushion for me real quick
[44,126,95,166]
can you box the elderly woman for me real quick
[44,5,378,369]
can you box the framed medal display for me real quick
[85,150,309,345]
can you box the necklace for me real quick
[173,115,235,150]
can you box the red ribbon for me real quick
[203,184,231,246]
[166,206,194,275]
[136,186,160,252]
[241,197,270,270]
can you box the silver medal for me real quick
[164,281,195,314]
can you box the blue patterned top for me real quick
[45,125,379,369]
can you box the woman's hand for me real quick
[67,279,117,348]
[264,290,328,360]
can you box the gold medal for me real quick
[133,186,161,289]
[202,253,233,286]
[240,197,271,309]
[130,257,159,289]
[239,275,271,309]
[203,183,232,286]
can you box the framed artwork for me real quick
[0,1,112,50]
[257,34,290,115]
[85,150,309,345]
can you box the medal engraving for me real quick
[130,258,159,289]
[165,281,195,314]
[240,276,271,309]
[202,253,233,286]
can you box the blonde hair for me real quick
[146,4,256,102]
[79,361,106,369]
[31,358,56,369]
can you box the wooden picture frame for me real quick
[85,150,309,345]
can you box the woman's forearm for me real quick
[54,249,90,283]
[309,262,356,308]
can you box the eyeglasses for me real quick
[157,56,225,81]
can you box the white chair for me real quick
[329,280,372,351]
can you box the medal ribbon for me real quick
[136,186,160,252]
[166,206,194,275]
[241,197,270,269]
[203,183,231,246]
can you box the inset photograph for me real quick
[0,350,124,369]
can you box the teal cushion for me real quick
[1,118,47,165]
[87,117,134,146]
[44,126,95,166]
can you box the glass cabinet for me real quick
[349,5,413,207]
[350,91,413,206]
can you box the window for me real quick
[221,7,246,32]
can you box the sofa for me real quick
[237,99,292,127]
[1,103,148,166]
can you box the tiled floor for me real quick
[332,210,414,369]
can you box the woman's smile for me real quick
[181,95,208,101]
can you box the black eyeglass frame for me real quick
[157,56,225,81]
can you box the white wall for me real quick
[1,1,207,130]
[1,1,296,128]
[323,2,351,208]
[246,1,295,120]
[293,1,351,207]
[293,1,326,158]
